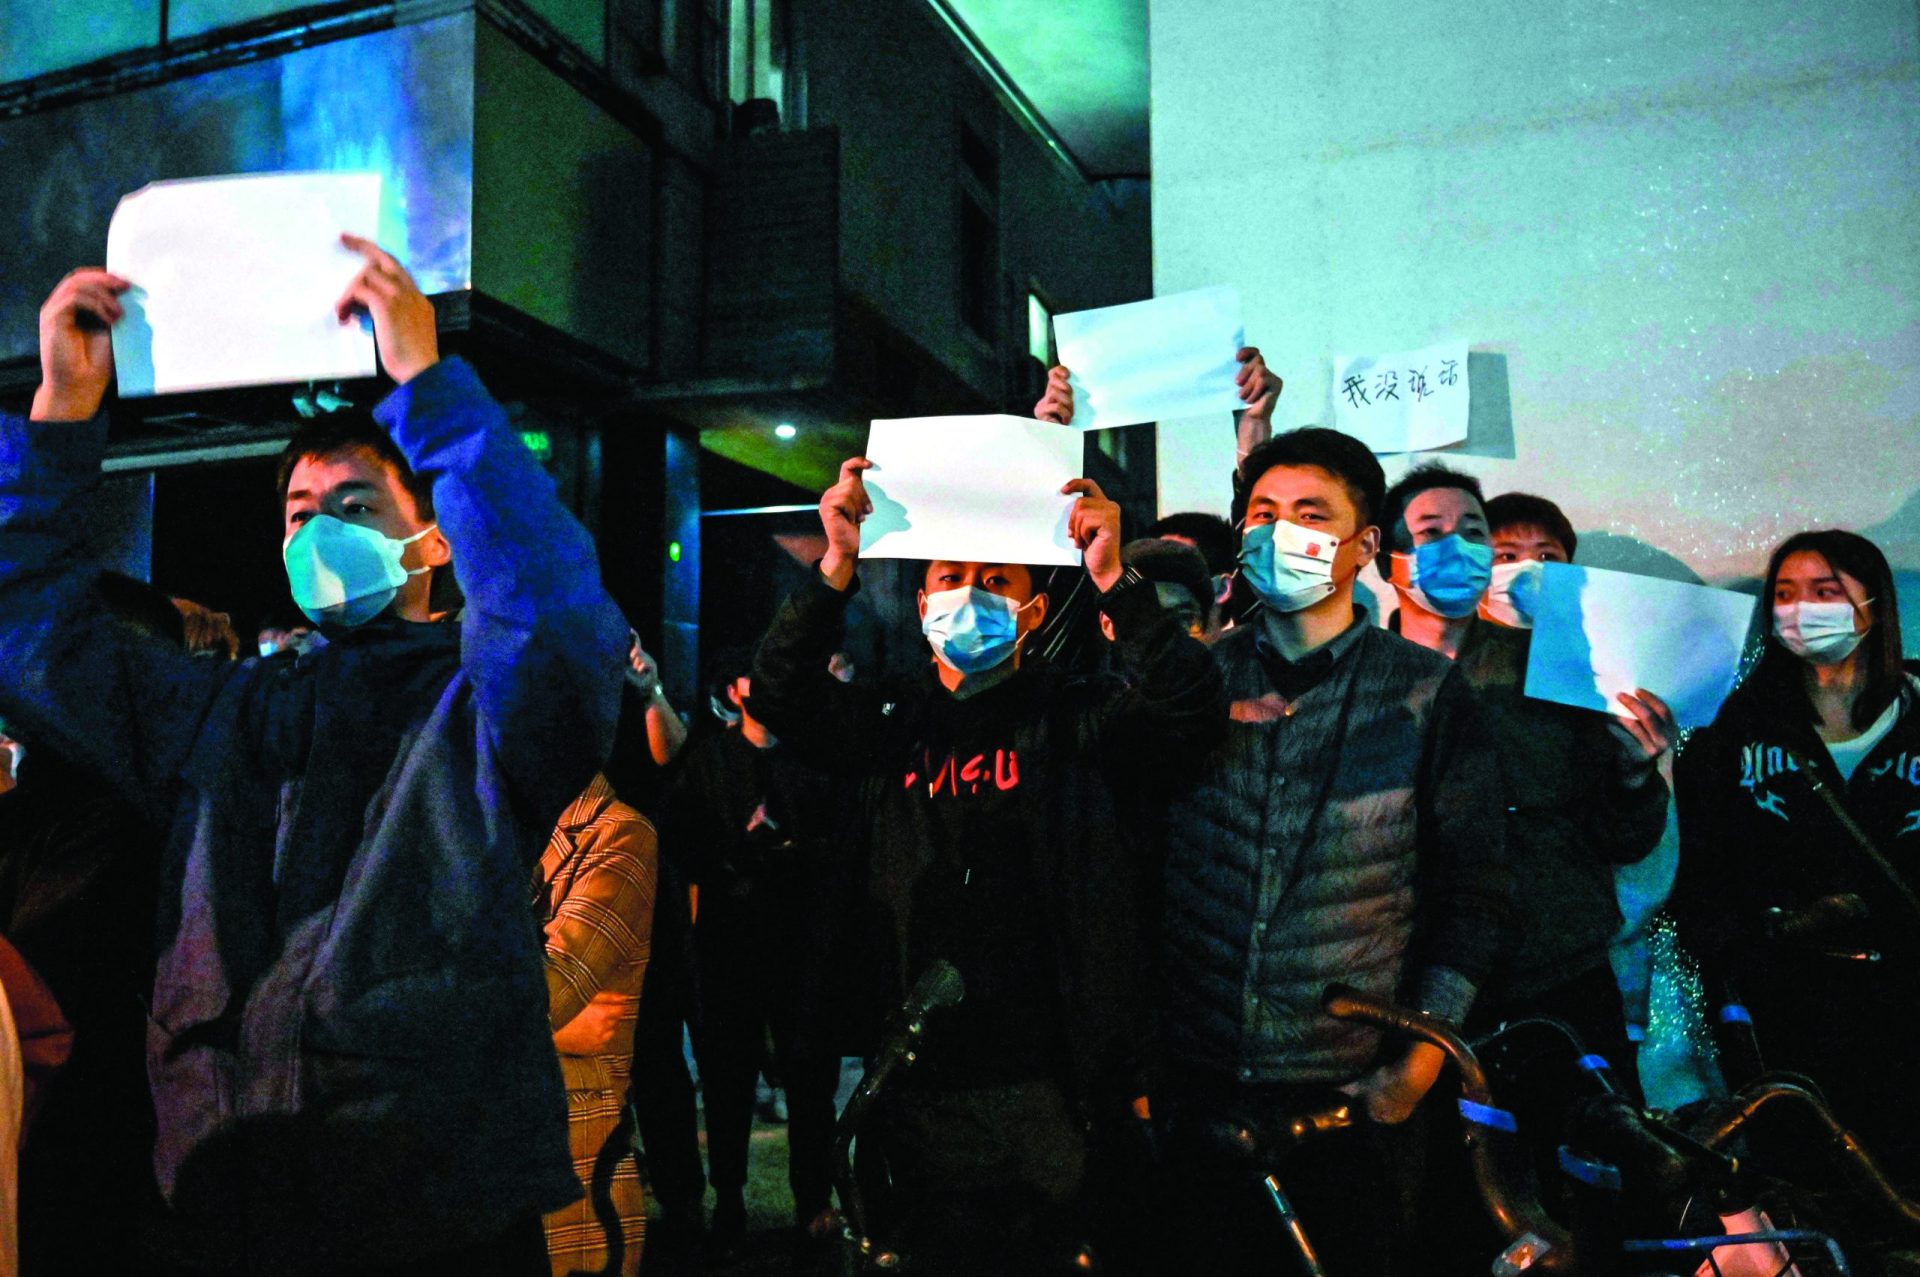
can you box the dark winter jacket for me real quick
[749,570,1226,1109]
[0,359,629,1271]
[1160,610,1513,1086]
[1673,664,1920,977]
[1672,663,1920,1170]
[1454,619,1668,1005]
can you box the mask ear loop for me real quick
[396,522,441,579]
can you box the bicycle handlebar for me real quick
[1689,1077,1920,1235]
[1320,984,1581,1272]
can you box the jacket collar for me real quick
[555,773,617,832]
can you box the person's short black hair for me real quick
[1233,428,1386,535]
[275,412,436,521]
[1374,463,1486,576]
[1483,492,1578,560]
[705,643,758,714]
[1117,537,1215,627]
[1146,512,1238,577]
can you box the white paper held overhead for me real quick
[1523,562,1755,729]
[858,416,1083,568]
[1052,286,1245,431]
[1332,339,1469,453]
[106,171,383,397]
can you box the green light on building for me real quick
[1028,293,1053,365]
[520,430,554,463]
[668,541,683,563]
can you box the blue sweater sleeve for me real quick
[0,411,231,824]
[374,359,628,822]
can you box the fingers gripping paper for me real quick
[106,171,382,397]
[859,416,1083,567]
[1052,286,1245,430]
[1523,563,1755,729]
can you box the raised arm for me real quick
[343,238,629,822]
[748,457,911,773]
[1577,690,1676,866]
[0,270,231,825]
[1068,480,1227,774]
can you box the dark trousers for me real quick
[698,1024,840,1218]
[629,979,706,1210]
[1155,1072,1425,1277]
[695,926,841,1220]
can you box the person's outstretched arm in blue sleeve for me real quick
[0,269,231,825]
[338,236,629,823]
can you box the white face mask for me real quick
[1773,600,1867,665]
[1238,519,1343,613]
[1480,559,1547,629]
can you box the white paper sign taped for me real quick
[1332,339,1470,453]
[106,171,382,396]
[1053,286,1245,430]
[858,416,1083,567]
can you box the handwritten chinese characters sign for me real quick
[1332,339,1470,454]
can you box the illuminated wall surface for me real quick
[1150,0,1920,650]
[0,15,476,365]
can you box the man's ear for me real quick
[917,589,928,621]
[1098,612,1116,643]
[420,524,453,569]
[1356,525,1382,563]
[1020,592,1049,634]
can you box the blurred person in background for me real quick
[664,646,853,1258]
[536,775,658,1277]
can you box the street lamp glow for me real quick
[774,422,798,440]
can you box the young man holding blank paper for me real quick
[747,456,1225,1273]
[0,244,628,1275]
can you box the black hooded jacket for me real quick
[749,571,1225,1110]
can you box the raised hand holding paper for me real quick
[106,171,382,396]
[1333,339,1470,453]
[858,416,1082,567]
[1523,562,1754,729]
[1052,285,1245,430]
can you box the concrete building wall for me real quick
[1150,0,1920,632]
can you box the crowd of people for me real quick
[0,243,1914,1277]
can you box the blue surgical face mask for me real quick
[921,585,1037,675]
[1393,534,1494,619]
[283,514,438,627]
[1238,519,1343,613]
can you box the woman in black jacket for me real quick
[1672,529,1920,1178]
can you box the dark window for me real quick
[614,0,664,59]
[960,195,996,340]
[960,122,998,195]
[698,0,728,103]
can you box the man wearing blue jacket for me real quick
[0,242,629,1275]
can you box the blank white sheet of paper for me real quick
[1332,339,1470,453]
[858,416,1083,567]
[1052,285,1245,431]
[106,171,382,397]
[1523,562,1755,729]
